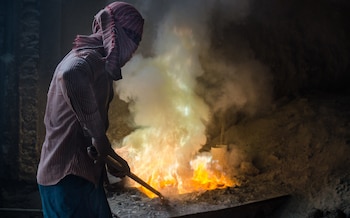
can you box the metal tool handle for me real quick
[105,155,166,201]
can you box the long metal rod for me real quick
[105,155,166,201]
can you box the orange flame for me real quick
[117,147,237,198]
[114,23,238,198]
[190,154,235,191]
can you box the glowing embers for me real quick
[190,153,235,190]
[118,143,237,199]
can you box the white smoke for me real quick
[111,0,271,189]
[114,1,215,170]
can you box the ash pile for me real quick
[107,180,289,218]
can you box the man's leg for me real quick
[38,175,112,218]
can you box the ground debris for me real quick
[107,183,288,218]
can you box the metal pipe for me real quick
[105,155,167,203]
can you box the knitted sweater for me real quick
[37,48,113,186]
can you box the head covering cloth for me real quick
[74,1,144,80]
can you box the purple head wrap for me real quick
[74,1,144,80]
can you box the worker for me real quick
[36,2,144,217]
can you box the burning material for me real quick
[112,3,238,198]
[116,146,237,198]
[189,152,235,190]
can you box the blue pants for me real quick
[38,175,112,218]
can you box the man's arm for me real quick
[59,58,129,173]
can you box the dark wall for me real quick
[0,0,19,181]
[246,0,350,97]
[210,0,350,99]
[61,1,107,56]
[1,0,42,181]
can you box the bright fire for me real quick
[114,16,238,198]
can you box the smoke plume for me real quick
[111,0,271,192]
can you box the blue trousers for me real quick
[38,175,112,218]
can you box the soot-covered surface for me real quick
[107,185,288,218]
[108,92,350,218]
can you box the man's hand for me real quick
[107,152,131,177]
[87,145,103,164]
[87,143,131,176]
